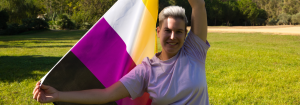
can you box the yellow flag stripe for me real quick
[131,0,158,64]
[142,0,158,21]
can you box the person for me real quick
[33,0,209,104]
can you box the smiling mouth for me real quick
[167,42,178,45]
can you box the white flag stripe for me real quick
[104,0,145,54]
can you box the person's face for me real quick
[157,17,186,55]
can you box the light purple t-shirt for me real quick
[120,31,210,105]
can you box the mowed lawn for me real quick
[0,30,299,104]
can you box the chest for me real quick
[147,58,207,104]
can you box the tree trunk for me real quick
[215,18,217,26]
[227,20,229,26]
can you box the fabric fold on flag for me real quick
[40,0,158,105]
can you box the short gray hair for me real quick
[158,6,188,27]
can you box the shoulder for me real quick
[133,57,153,74]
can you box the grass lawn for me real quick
[0,31,300,104]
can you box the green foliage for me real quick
[70,0,117,29]
[0,9,9,30]
[1,0,45,24]
[4,23,20,35]
[1,0,299,29]
[291,12,300,24]
[205,0,224,26]
[1,18,49,35]
[22,18,49,30]
[277,13,291,25]
[256,9,268,25]
[56,14,75,30]
[222,0,239,26]
[267,18,278,25]
[237,0,260,26]
[204,0,267,26]
[253,0,300,19]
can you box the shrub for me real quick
[48,20,56,29]
[291,12,300,25]
[267,18,278,25]
[256,18,266,26]
[0,18,49,35]
[22,18,49,30]
[277,13,291,25]
[0,9,9,30]
[81,22,92,30]
[56,14,75,30]
[4,23,20,35]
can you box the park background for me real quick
[0,0,300,104]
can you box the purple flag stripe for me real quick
[42,51,117,105]
[71,18,136,88]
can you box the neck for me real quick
[158,51,178,61]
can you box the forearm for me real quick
[57,89,110,104]
[56,81,129,104]
[189,0,208,42]
[188,0,205,8]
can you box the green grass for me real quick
[206,33,300,104]
[0,30,87,105]
[0,31,299,104]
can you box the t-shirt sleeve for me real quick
[183,31,210,63]
[119,63,148,99]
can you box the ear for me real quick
[157,26,161,38]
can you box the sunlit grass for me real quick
[0,31,299,104]
[0,30,87,105]
[205,32,300,104]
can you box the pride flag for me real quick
[40,0,158,104]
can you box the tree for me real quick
[0,9,9,30]
[256,9,268,25]
[291,12,300,25]
[71,0,116,28]
[237,0,259,26]
[206,0,224,26]
[277,13,291,25]
[222,0,239,26]
[0,0,45,24]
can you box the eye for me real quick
[165,30,171,33]
[176,31,183,34]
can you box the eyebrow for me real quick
[163,28,184,31]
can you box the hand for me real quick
[33,81,59,103]
[188,0,205,8]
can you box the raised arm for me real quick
[188,0,207,42]
[33,81,130,104]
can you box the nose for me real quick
[170,32,174,40]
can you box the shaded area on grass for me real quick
[0,55,61,83]
[0,30,87,42]
[1,30,300,104]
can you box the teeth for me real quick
[168,43,176,45]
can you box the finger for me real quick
[33,81,41,94]
[32,85,39,94]
[36,81,40,86]
[33,86,42,100]
[40,85,50,90]
[37,90,42,102]
[33,89,39,100]
[40,90,46,103]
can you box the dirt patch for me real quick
[187,26,300,35]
